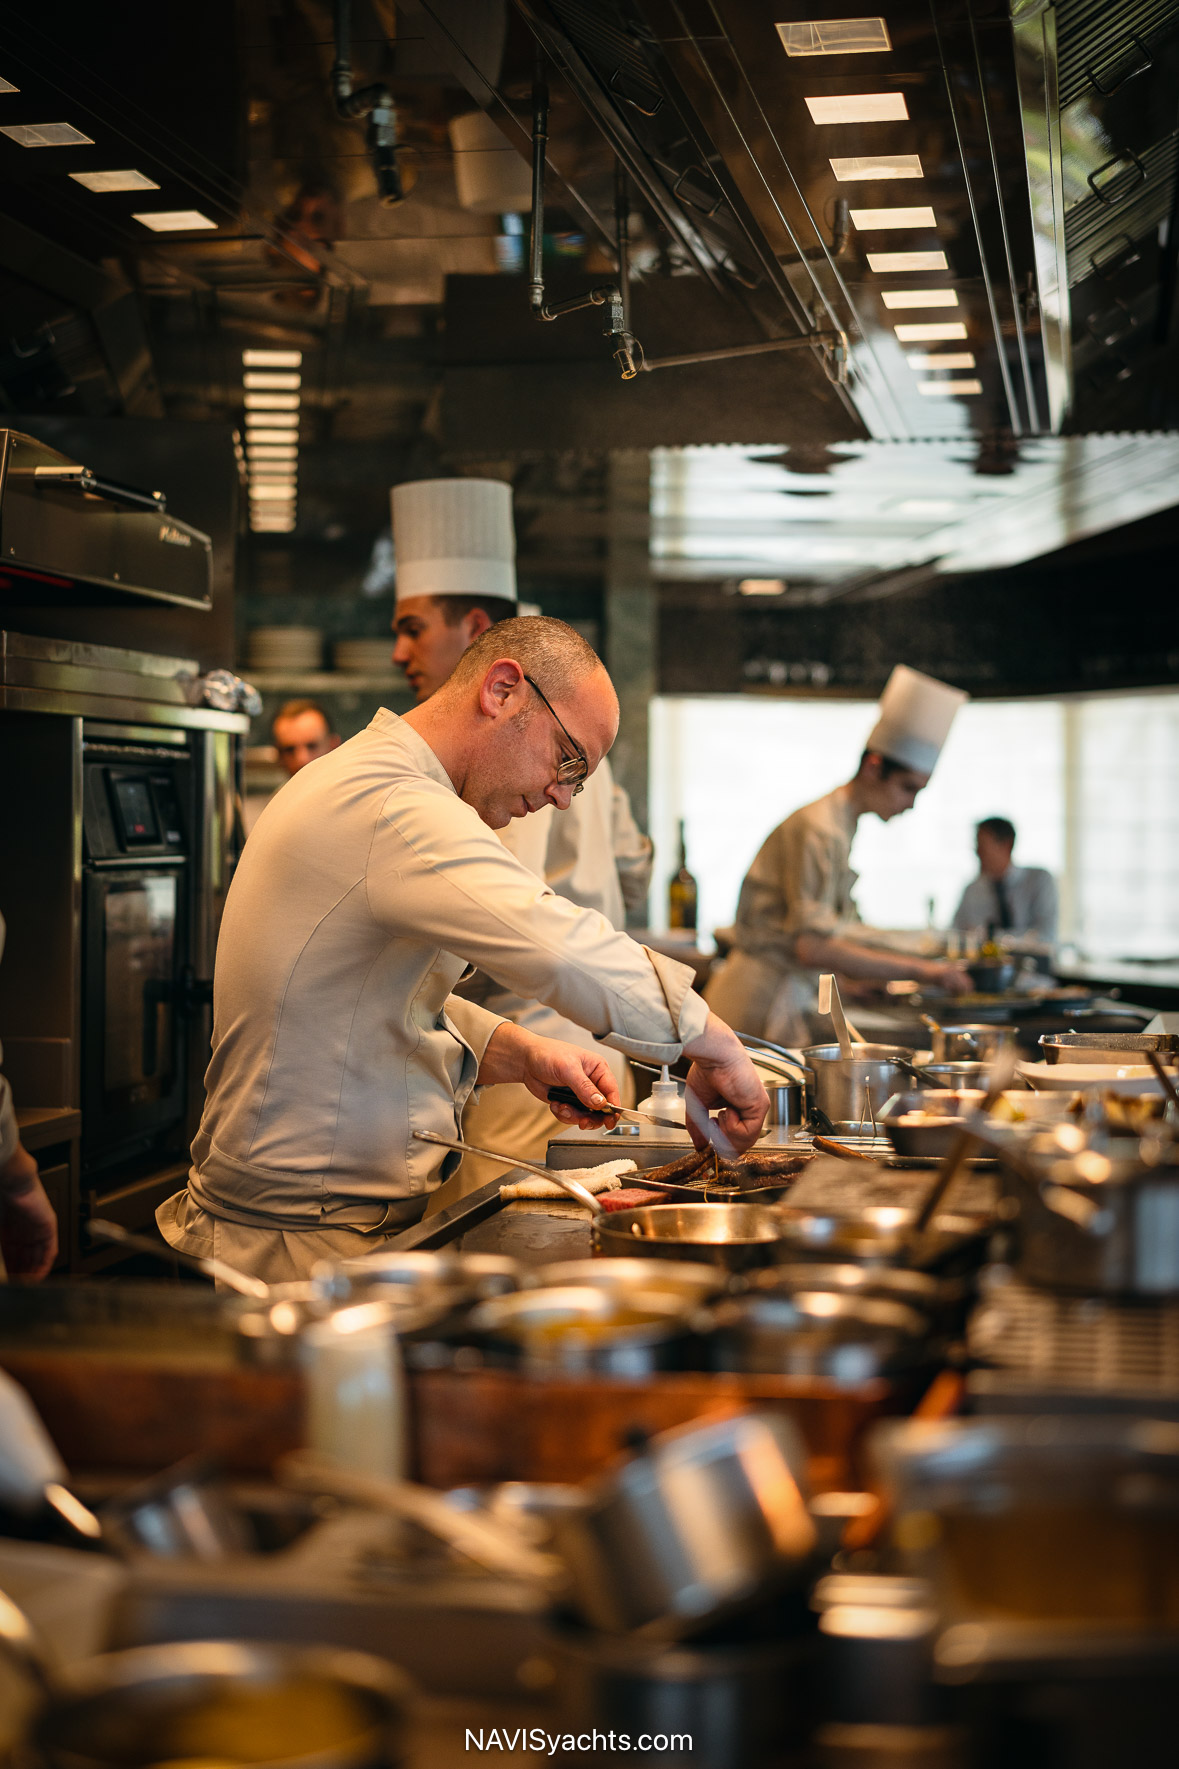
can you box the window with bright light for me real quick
[648,692,1179,958]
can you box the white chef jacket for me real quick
[705,786,861,1041]
[953,865,1058,941]
[167,710,705,1239]
[438,759,653,1204]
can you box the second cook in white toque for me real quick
[391,478,518,606]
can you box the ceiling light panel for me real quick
[251,516,296,532]
[851,206,936,230]
[830,154,922,181]
[69,169,159,192]
[906,351,976,370]
[244,419,300,437]
[132,209,217,231]
[243,392,300,410]
[242,349,303,368]
[249,485,298,501]
[247,445,299,460]
[243,371,301,390]
[779,19,892,56]
[805,93,907,125]
[918,379,983,395]
[1,121,94,147]
[895,321,968,341]
[881,289,959,309]
[738,579,786,596]
[867,250,948,272]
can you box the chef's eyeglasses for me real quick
[523,674,587,795]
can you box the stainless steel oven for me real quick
[81,736,193,1173]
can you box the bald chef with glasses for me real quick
[389,478,654,1208]
[158,600,766,1283]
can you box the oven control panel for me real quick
[82,741,190,860]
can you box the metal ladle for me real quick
[413,1130,606,1212]
[87,1219,270,1300]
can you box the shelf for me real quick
[15,1106,81,1152]
[242,671,410,694]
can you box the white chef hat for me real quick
[391,478,517,605]
[864,665,968,775]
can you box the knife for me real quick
[546,1086,687,1133]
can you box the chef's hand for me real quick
[0,1142,58,1283]
[682,1013,770,1153]
[920,959,973,995]
[478,1022,622,1128]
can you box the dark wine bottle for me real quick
[667,819,698,931]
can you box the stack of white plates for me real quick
[333,637,395,674]
[246,626,323,672]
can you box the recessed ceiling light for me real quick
[0,78,21,94]
[243,391,300,410]
[830,153,922,181]
[738,578,787,596]
[69,168,159,192]
[894,321,968,341]
[867,249,947,272]
[778,19,891,56]
[244,418,300,436]
[881,289,959,309]
[247,444,299,460]
[898,499,957,516]
[243,371,301,391]
[132,209,217,231]
[242,349,303,368]
[906,351,976,370]
[249,485,298,501]
[918,379,982,395]
[805,93,907,125]
[1,121,94,148]
[851,206,936,230]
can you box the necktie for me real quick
[994,876,1013,930]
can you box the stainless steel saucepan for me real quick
[592,1202,789,1271]
[802,1044,923,1131]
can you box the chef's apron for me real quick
[156,1185,427,1287]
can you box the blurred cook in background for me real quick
[242,699,342,836]
[272,699,341,778]
[389,478,654,1208]
[706,666,973,1045]
[953,816,1058,942]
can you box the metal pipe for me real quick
[641,331,846,372]
[529,57,549,315]
[615,162,631,337]
[330,0,403,206]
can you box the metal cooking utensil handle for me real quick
[279,1452,563,1586]
[1145,1049,1179,1111]
[412,1129,602,1213]
[87,1219,271,1300]
[911,1045,1017,1237]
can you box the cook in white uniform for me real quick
[0,912,59,1282]
[158,616,766,1282]
[706,667,973,1044]
[387,478,654,1206]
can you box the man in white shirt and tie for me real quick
[953,817,1057,941]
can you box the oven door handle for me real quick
[175,965,214,1018]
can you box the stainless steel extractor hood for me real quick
[0,429,212,610]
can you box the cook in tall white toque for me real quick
[865,664,968,776]
[704,662,974,1044]
[390,477,518,606]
